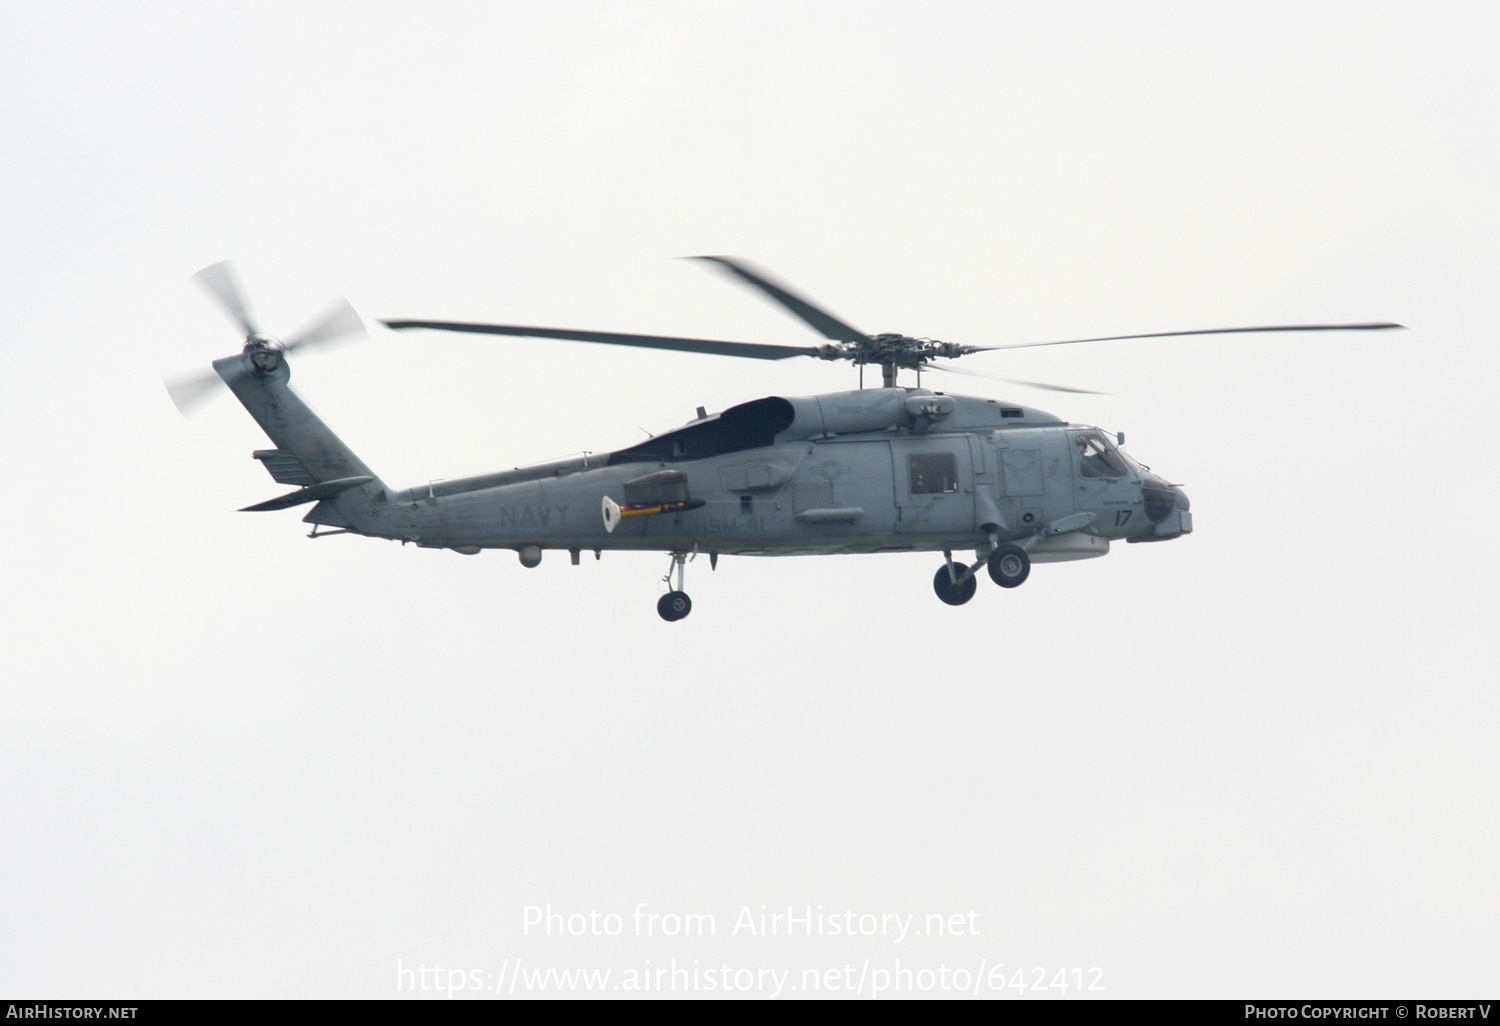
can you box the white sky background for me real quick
[1,0,1496,999]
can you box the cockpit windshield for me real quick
[1074,431,1129,479]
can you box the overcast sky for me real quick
[2,0,1496,999]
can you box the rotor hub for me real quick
[244,337,284,373]
[820,333,983,372]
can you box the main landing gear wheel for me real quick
[933,563,977,606]
[987,544,1030,588]
[657,591,692,621]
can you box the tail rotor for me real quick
[167,261,367,414]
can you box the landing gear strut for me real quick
[658,551,693,621]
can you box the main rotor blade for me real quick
[192,261,258,337]
[283,297,367,354]
[164,369,226,413]
[925,362,1108,394]
[979,322,1406,352]
[382,319,822,360]
[691,256,868,345]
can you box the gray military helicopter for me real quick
[170,258,1401,620]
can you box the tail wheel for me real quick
[987,544,1030,588]
[932,564,977,606]
[657,591,692,621]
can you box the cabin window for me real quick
[908,452,958,494]
[1075,432,1128,479]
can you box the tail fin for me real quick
[214,355,385,524]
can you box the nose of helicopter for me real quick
[1137,472,1192,538]
[1140,473,1178,523]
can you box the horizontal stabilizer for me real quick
[240,475,374,513]
[252,448,316,487]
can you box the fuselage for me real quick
[305,387,1192,562]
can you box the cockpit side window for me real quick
[1075,432,1128,479]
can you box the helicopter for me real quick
[169,257,1402,621]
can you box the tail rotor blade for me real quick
[282,297,366,354]
[164,369,226,414]
[192,261,259,337]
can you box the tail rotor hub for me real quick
[165,261,367,415]
[245,337,285,374]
